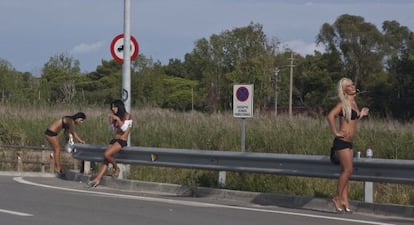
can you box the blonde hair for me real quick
[338,78,352,121]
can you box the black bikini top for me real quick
[339,109,360,120]
[62,117,70,129]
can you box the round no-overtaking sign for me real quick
[110,34,139,64]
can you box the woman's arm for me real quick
[68,120,85,144]
[327,102,343,137]
[72,132,85,144]
[110,114,123,127]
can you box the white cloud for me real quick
[70,41,105,55]
[282,39,325,56]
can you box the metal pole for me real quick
[120,0,131,179]
[122,0,131,113]
[241,118,246,152]
[274,67,280,117]
[289,52,293,118]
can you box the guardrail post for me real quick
[218,171,226,188]
[364,146,374,203]
[49,153,54,173]
[364,181,374,203]
[83,161,91,174]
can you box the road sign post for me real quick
[218,84,254,188]
[233,84,254,152]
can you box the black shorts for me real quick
[44,129,58,137]
[330,138,353,164]
[331,137,353,151]
[109,139,127,148]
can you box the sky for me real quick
[1,0,413,75]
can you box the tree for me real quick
[41,53,81,103]
[80,59,122,104]
[131,55,165,107]
[295,52,336,109]
[317,14,384,90]
[0,58,38,104]
[161,76,199,111]
[184,22,280,112]
[381,21,414,119]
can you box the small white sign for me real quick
[233,84,254,118]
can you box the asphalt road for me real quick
[0,174,413,225]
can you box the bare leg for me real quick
[45,135,62,173]
[91,163,108,183]
[103,143,122,175]
[335,149,353,210]
[89,143,122,186]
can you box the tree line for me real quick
[0,14,413,121]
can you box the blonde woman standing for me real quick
[327,78,369,212]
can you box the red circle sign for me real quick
[110,34,139,64]
[236,86,249,102]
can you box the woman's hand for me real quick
[360,107,369,118]
[335,129,350,139]
[335,131,345,139]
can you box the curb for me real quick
[65,170,414,218]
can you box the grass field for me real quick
[1,104,413,205]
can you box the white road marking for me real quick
[14,177,395,225]
[0,208,33,217]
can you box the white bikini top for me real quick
[120,120,133,132]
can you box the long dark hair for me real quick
[66,112,86,120]
[111,99,127,121]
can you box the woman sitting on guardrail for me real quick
[44,112,86,176]
[327,77,369,213]
[88,99,132,187]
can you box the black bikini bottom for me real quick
[44,129,58,137]
[109,139,127,148]
[330,138,353,165]
[331,137,353,151]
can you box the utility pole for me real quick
[120,0,131,179]
[288,52,294,119]
[274,67,280,117]
[122,0,131,113]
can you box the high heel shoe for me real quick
[55,169,65,179]
[342,204,352,213]
[87,180,100,188]
[112,168,120,178]
[344,207,352,213]
[332,199,343,213]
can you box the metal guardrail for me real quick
[72,144,414,184]
[0,145,77,173]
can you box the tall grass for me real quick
[1,104,413,205]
